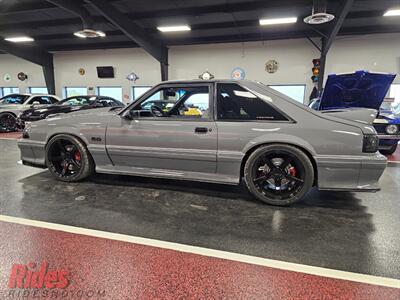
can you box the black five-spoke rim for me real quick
[252,150,305,200]
[48,139,82,178]
[0,114,16,131]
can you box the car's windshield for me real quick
[59,96,96,106]
[0,94,29,104]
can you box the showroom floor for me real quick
[1,136,399,298]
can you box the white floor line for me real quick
[0,214,399,289]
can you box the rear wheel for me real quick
[379,143,397,155]
[244,144,314,206]
[0,112,17,132]
[45,134,94,182]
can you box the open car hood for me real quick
[319,71,396,110]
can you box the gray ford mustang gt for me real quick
[18,80,387,206]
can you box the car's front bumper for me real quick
[316,153,387,192]
[18,139,46,168]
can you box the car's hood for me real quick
[320,71,396,110]
[47,107,119,119]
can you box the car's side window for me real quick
[132,85,210,119]
[30,96,52,105]
[216,83,289,121]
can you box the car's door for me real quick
[106,83,218,174]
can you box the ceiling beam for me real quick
[85,0,168,64]
[47,0,94,29]
[322,0,354,56]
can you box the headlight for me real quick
[385,124,398,135]
[363,134,379,153]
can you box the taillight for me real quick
[363,134,379,153]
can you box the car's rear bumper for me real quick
[17,139,46,168]
[316,153,387,192]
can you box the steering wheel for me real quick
[150,105,164,117]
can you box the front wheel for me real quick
[244,144,314,206]
[379,143,398,156]
[45,134,94,182]
[0,112,17,132]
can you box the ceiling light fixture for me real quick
[157,25,191,32]
[73,29,106,38]
[259,17,298,25]
[384,9,400,16]
[4,36,34,43]
[304,0,335,25]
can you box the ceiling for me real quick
[0,0,399,52]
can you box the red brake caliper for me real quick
[74,151,81,162]
[288,166,296,177]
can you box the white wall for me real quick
[54,48,160,101]
[0,33,399,103]
[0,55,45,93]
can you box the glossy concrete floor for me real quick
[1,139,399,280]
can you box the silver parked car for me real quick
[0,93,61,132]
[18,80,386,206]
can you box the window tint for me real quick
[61,97,91,106]
[134,86,210,119]
[30,96,54,104]
[217,83,288,121]
[0,94,28,104]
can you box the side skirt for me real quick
[95,165,240,185]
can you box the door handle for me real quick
[195,127,209,134]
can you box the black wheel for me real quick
[244,144,314,206]
[0,112,17,132]
[45,134,94,182]
[379,143,398,155]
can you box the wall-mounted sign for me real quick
[231,67,245,80]
[3,74,11,82]
[78,68,85,76]
[199,70,214,80]
[17,72,28,81]
[265,60,279,74]
[126,72,139,82]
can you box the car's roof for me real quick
[159,79,256,85]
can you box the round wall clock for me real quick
[265,60,279,74]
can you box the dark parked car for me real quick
[309,71,398,155]
[17,95,125,128]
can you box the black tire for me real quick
[244,144,314,206]
[0,112,17,132]
[45,134,94,182]
[379,143,398,156]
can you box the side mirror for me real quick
[31,101,40,107]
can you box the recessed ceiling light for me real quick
[74,29,106,38]
[157,25,191,32]
[259,17,298,25]
[4,36,34,43]
[384,9,400,16]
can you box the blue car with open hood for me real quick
[309,71,398,155]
